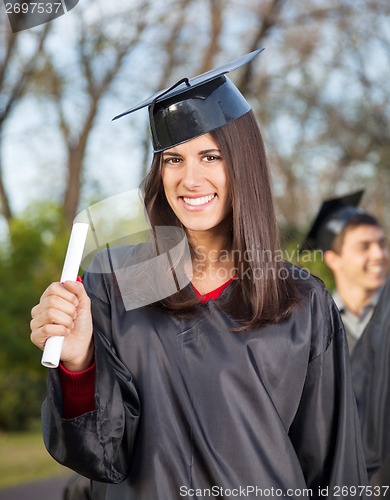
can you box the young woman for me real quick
[30,50,368,499]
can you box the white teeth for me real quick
[183,194,215,206]
[368,267,383,273]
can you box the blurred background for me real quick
[0,0,389,493]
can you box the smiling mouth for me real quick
[367,266,385,274]
[181,194,216,206]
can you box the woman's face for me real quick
[161,133,231,235]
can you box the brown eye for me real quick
[163,157,182,165]
[203,155,222,162]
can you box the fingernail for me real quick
[76,276,83,283]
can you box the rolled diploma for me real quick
[41,222,89,368]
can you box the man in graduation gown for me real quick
[351,276,390,494]
[302,191,389,493]
[301,191,389,353]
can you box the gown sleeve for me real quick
[41,267,141,483]
[351,278,390,478]
[289,286,369,493]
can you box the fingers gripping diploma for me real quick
[31,281,94,371]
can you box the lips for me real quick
[366,265,385,275]
[182,194,216,206]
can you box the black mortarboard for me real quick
[301,190,366,252]
[113,48,265,152]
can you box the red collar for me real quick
[192,278,234,303]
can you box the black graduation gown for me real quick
[42,248,368,500]
[351,277,390,479]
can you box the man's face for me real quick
[329,225,389,293]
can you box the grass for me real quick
[0,427,71,489]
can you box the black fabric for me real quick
[301,190,364,252]
[43,247,368,499]
[351,278,390,479]
[150,77,251,152]
[112,49,263,152]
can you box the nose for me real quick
[181,159,203,190]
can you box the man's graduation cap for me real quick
[113,48,265,152]
[301,190,366,252]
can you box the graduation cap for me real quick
[113,48,265,152]
[301,190,366,252]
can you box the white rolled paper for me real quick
[41,222,89,368]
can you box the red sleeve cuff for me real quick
[59,361,96,419]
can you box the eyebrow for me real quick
[162,152,181,157]
[199,149,221,155]
[162,148,221,157]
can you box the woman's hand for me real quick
[30,281,94,372]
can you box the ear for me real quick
[324,250,340,273]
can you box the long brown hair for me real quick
[143,110,301,329]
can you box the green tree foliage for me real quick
[281,227,335,292]
[0,202,68,430]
